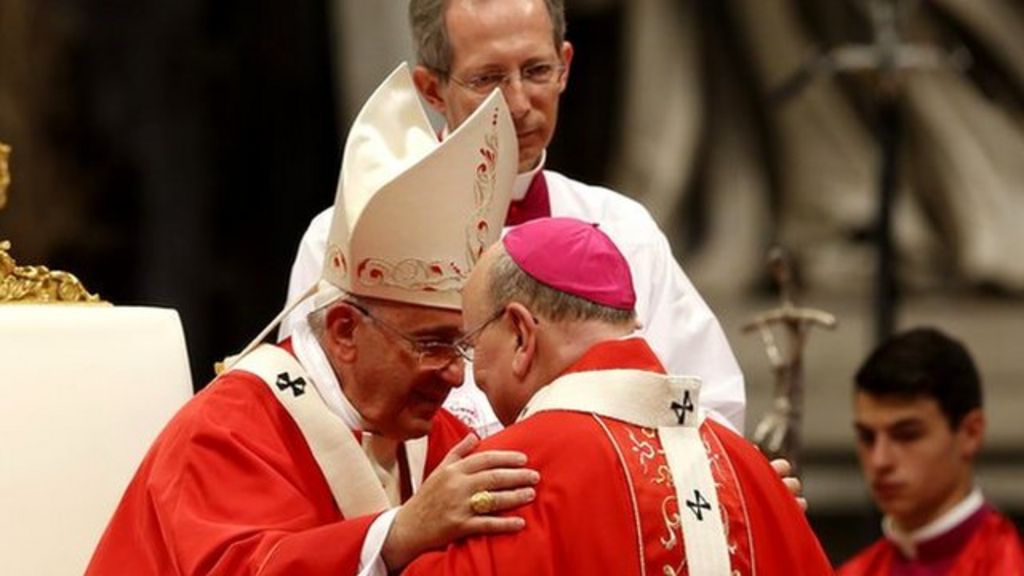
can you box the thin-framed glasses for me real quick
[454,308,507,362]
[346,300,471,370]
[447,60,565,95]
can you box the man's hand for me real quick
[770,458,807,511]
[381,434,539,570]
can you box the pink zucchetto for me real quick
[502,217,636,310]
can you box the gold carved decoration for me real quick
[0,142,104,303]
[0,142,10,210]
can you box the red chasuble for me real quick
[403,338,833,575]
[86,344,469,575]
[838,506,1024,576]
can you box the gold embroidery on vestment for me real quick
[625,427,687,575]
[627,428,657,474]
[703,431,742,559]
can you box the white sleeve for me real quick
[357,507,399,576]
[609,221,747,433]
[542,171,746,432]
[278,207,334,341]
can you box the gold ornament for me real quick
[0,241,103,303]
[0,142,10,210]
[0,142,104,304]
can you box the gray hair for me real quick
[409,0,567,75]
[305,289,348,344]
[487,248,636,325]
[307,306,329,343]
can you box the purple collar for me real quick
[892,505,992,574]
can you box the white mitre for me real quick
[231,63,517,363]
[324,63,516,309]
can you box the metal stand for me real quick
[744,249,836,476]
[770,0,966,345]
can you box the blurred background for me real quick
[1,0,1021,564]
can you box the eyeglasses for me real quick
[446,61,565,96]
[455,308,507,362]
[346,300,472,370]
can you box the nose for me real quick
[500,78,531,120]
[437,357,466,387]
[868,435,895,472]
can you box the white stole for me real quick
[520,369,732,576]
[229,344,428,517]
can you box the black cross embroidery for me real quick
[275,372,307,397]
[685,489,712,521]
[670,390,695,425]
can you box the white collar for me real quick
[882,487,984,559]
[291,317,430,496]
[290,318,368,431]
[512,151,546,201]
[518,367,704,428]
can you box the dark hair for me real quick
[855,327,982,428]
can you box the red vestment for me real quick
[404,338,833,575]
[838,505,1024,576]
[86,344,469,575]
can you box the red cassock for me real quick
[838,506,1024,576]
[85,347,469,575]
[404,338,834,576]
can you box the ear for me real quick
[557,41,574,95]
[323,304,359,363]
[506,302,537,378]
[957,408,986,461]
[413,65,447,116]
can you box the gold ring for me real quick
[470,490,496,514]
